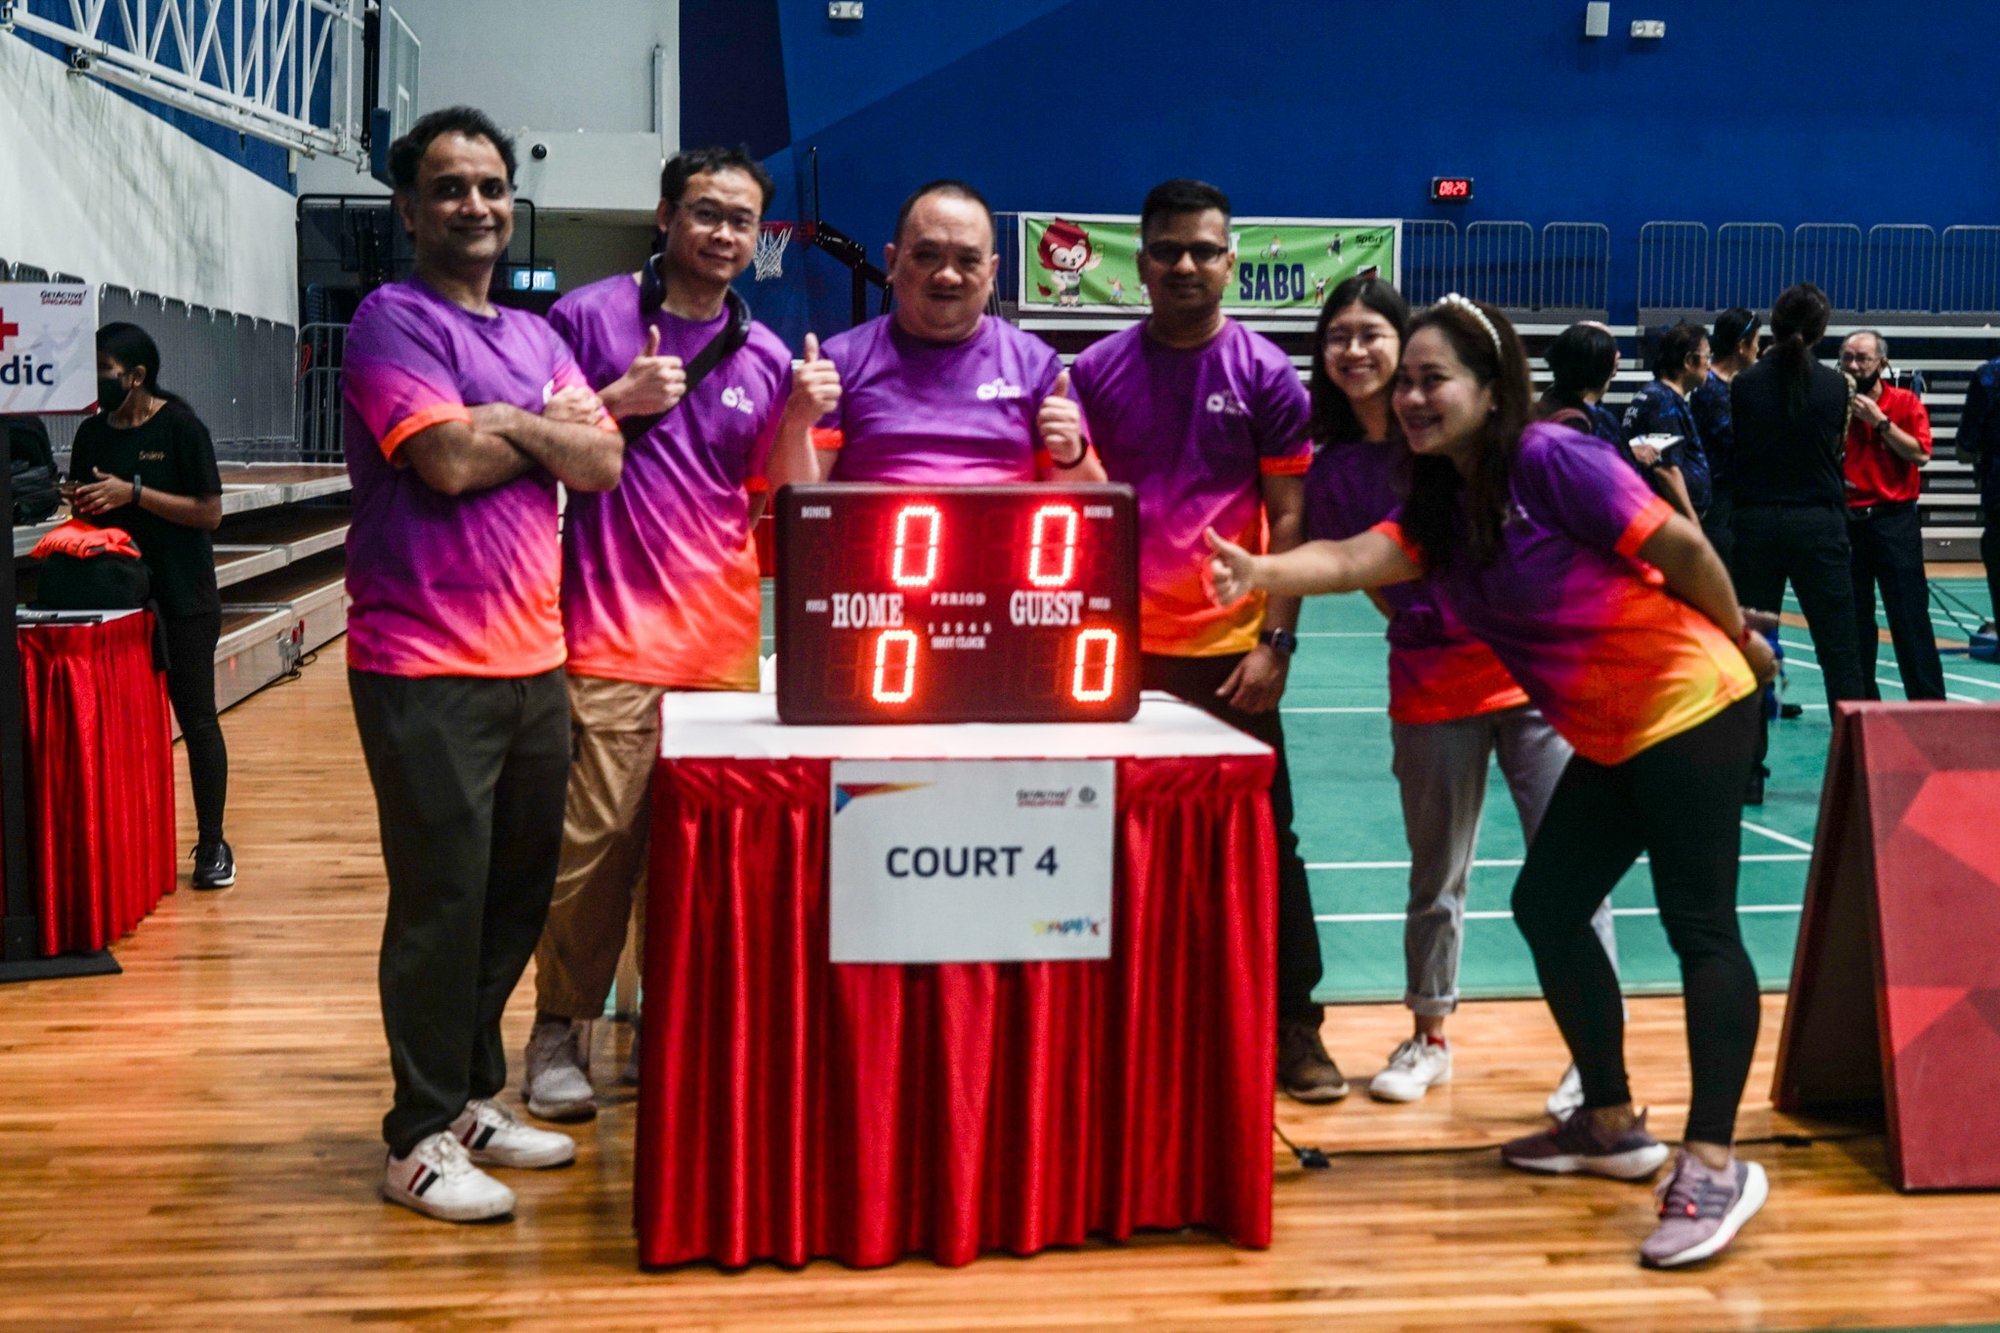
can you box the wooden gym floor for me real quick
[2,648,1999,1331]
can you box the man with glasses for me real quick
[1621,322,1714,518]
[1838,330,1945,699]
[521,147,833,1121]
[344,106,625,1222]
[810,179,1100,483]
[1068,179,1340,1103]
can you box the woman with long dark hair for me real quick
[1727,284,1867,705]
[68,322,234,888]
[1207,296,1774,1270]
[1304,277,1612,1113]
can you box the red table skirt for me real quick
[637,752,1277,1269]
[18,612,177,955]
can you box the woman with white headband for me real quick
[1206,294,1775,1271]
[1301,278,1617,1114]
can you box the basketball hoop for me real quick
[754,222,796,281]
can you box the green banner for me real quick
[1019,214,1400,312]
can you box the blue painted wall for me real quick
[685,0,2000,345]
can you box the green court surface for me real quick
[761,577,1999,1006]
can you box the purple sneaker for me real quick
[1639,1150,1769,1268]
[1501,1108,1671,1180]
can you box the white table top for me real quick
[659,691,1272,762]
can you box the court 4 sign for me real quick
[0,283,99,414]
[1019,213,1401,312]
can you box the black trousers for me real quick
[1510,694,1762,1145]
[162,611,227,844]
[1983,502,2000,631]
[1701,491,1735,579]
[1142,652,1323,1024]
[1848,502,1946,700]
[349,668,571,1156]
[1730,503,1869,706]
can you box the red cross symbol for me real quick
[0,309,18,348]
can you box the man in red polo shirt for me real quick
[1839,330,1945,699]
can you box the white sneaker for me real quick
[1545,1063,1585,1121]
[1368,1036,1453,1102]
[383,1131,515,1222]
[451,1097,576,1169]
[523,1018,596,1121]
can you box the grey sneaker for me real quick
[1277,1018,1350,1103]
[1639,1150,1769,1268]
[1502,1108,1671,1180]
[523,1018,596,1122]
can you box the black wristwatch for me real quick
[1259,628,1298,657]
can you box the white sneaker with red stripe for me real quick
[382,1131,515,1222]
[451,1097,576,1169]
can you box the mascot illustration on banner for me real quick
[1034,218,1101,307]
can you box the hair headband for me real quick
[1438,292,1503,359]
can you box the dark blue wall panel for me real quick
[690,0,2000,344]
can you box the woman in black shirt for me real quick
[68,322,234,889]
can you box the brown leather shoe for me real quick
[1277,1018,1350,1103]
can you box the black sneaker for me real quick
[192,839,236,890]
[1743,765,1767,807]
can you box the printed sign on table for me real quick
[1018,212,1400,312]
[829,759,1115,963]
[0,282,99,414]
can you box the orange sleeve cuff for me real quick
[379,402,472,459]
[1259,452,1312,477]
[811,427,843,451]
[596,411,621,434]
[1371,519,1423,566]
[1614,495,1674,559]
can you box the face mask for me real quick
[98,376,129,412]
[1852,370,1881,394]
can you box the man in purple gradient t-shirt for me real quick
[1069,178,1337,1105]
[345,108,623,1226]
[811,180,1101,484]
[521,147,830,1123]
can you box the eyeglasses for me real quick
[681,200,760,235]
[1143,241,1230,266]
[1838,352,1882,367]
[1324,328,1395,352]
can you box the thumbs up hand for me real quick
[604,323,687,418]
[784,330,842,424]
[1038,368,1085,467]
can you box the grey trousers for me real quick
[1390,705,1618,1016]
[350,667,571,1156]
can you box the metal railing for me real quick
[1636,222,1708,318]
[1712,223,1787,315]
[296,323,349,464]
[2,259,298,462]
[1538,222,1609,317]
[1938,226,2000,317]
[1461,221,1535,310]
[1792,223,1864,314]
[1400,220,1457,306]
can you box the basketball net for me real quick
[754,222,795,281]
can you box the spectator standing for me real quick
[1692,309,1760,568]
[1838,331,1945,699]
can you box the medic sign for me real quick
[0,283,100,414]
[775,483,1141,724]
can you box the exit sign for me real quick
[1430,176,1474,203]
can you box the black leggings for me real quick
[163,611,228,844]
[1510,694,1761,1145]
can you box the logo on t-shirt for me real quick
[975,378,1025,402]
[1206,391,1250,417]
[718,385,757,415]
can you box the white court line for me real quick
[1779,636,1984,703]
[1315,904,1802,924]
[1307,852,1808,871]
[1741,820,1814,851]
[1282,706,1386,714]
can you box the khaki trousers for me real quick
[533,675,667,1021]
